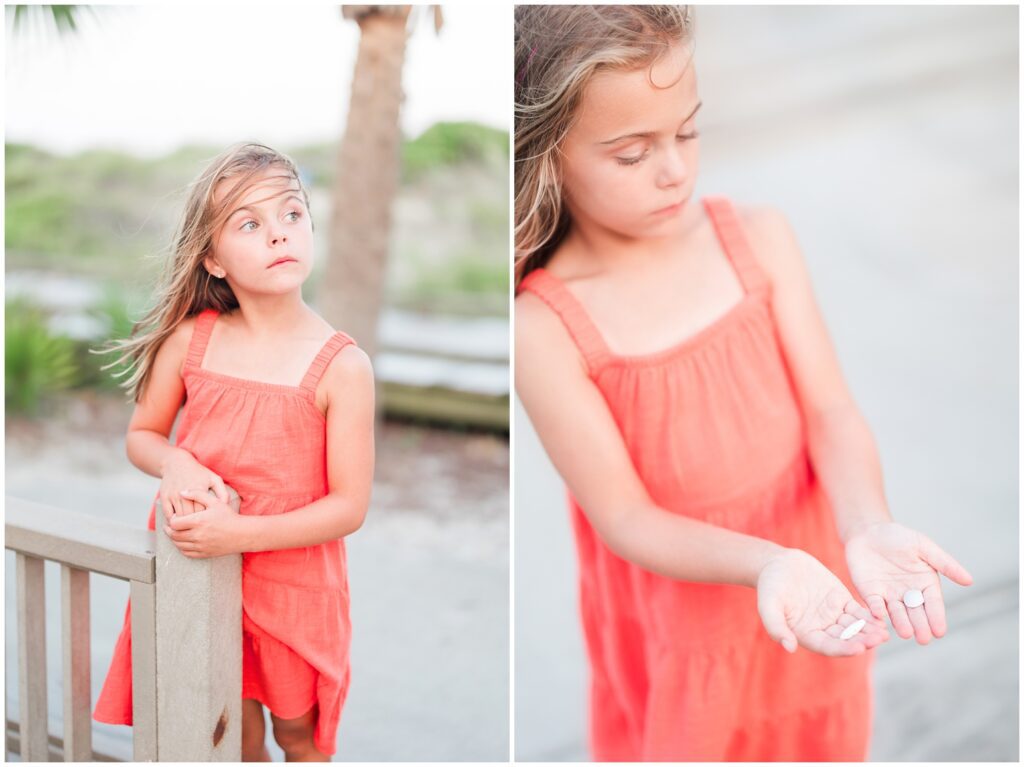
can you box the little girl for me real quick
[91,142,375,760]
[514,6,973,761]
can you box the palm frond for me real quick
[10,4,89,37]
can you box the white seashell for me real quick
[840,618,867,641]
[903,589,925,608]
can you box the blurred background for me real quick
[515,4,1018,762]
[5,4,509,761]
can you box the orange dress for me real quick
[517,196,874,761]
[93,308,355,757]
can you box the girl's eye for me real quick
[240,220,257,232]
[615,151,648,167]
[615,132,700,167]
[285,210,301,222]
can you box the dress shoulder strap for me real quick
[183,308,220,371]
[702,196,770,296]
[299,331,357,397]
[517,268,612,375]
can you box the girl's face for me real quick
[205,167,313,296]
[559,42,702,242]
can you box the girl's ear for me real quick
[203,255,225,279]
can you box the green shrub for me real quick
[77,287,141,391]
[408,248,509,298]
[5,298,79,416]
[402,122,508,181]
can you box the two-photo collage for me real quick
[3,2,1018,763]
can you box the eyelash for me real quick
[240,210,302,232]
[616,131,701,167]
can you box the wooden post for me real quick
[130,580,157,761]
[60,564,92,761]
[16,552,49,761]
[153,523,242,761]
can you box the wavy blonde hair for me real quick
[514,5,696,288]
[94,142,311,402]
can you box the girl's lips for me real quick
[268,258,297,268]
[652,201,685,216]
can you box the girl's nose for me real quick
[656,145,688,188]
[270,231,288,246]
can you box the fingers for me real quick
[865,594,888,622]
[163,525,191,543]
[828,613,889,649]
[904,600,933,644]
[167,508,200,531]
[922,581,947,638]
[920,537,973,586]
[161,493,174,524]
[759,599,798,653]
[162,524,206,558]
[842,599,886,627]
[885,597,915,640]
[804,629,866,657]
[180,488,215,510]
[210,474,229,503]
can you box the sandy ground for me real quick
[514,5,1018,762]
[5,391,509,761]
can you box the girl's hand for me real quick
[159,449,230,520]
[844,521,973,644]
[162,488,245,559]
[757,548,890,657]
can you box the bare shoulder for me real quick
[509,286,585,380]
[164,314,198,377]
[514,287,586,373]
[318,343,374,416]
[734,202,808,288]
[323,343,373,390]
[514,289,556,338]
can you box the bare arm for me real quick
[128,317,231,515]
[745,205,971,644]
[515,291,787,588]
[516,290,892,656]
[743,206,892,543]
[125,319,195,478]
[240,345,375,551]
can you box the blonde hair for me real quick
[514,5,696,288]
[95,142,311,402]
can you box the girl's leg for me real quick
[242,698,271,761]
[270,702,328,762]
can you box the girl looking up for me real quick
[93,142,375,761]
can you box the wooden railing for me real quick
[5,497,242,761]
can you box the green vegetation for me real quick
[4,287,148,415]
[401,121,508,181]
[5,298,79,415]
[77,286,141,391]
[6,120,509,321]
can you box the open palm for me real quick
[757,549,889,656]
[845,522,973,644]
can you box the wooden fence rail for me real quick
[5,497,242,761]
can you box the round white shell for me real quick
[903,589,925,608]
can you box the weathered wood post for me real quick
[153,522,242,760]
[16,552,49,760]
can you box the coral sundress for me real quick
[517,196,874,761]
[93,308,355,757]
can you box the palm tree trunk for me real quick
[322,7,411,361]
